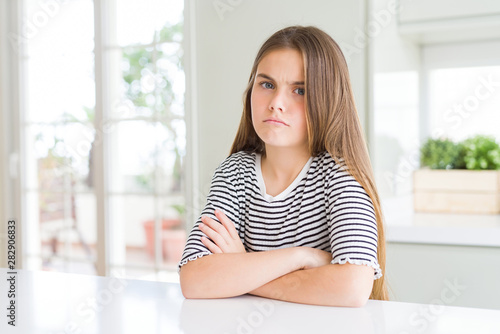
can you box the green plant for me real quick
[171,204,186,217]
[462,135,500,170]
[420,138,466,169]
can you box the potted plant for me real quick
[161,204,187,263]
[414,135,500,214]
[143,204,186,263]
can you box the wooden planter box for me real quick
[413,169,500,214]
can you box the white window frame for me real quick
[0,0,23,270]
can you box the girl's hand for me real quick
[298,247,332,270]
[199,209,246,254]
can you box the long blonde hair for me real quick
[230,26,388,300]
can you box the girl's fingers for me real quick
[199,220,227,249]
[214,209,239,240]
[199,210,246,254]
[201,215,231,240]
[201,236,222,254]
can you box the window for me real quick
[373,39,500,217]
[427,66,500,142]
[18,0,185,281]
[422,40,500,143]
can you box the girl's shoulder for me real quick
[312,151,351,179]
[216,150,257,173]
[313,151,343,170]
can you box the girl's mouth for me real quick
[264,118,288,126]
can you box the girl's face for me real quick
[250,48,308,153]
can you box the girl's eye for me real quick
[294,87,305,96]
[260,82,274,89]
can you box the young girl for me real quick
[179,26,388,307]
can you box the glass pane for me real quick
[72,192,97,261]
[428,66,500,142]
[26,123,95,191]
[155,120,185,194]
[116,0,183,46]
[25,121,97,272]
[116,41,184,120]
[108,121,183,194]
[34,189,97,271]
[156,42,185,118]
[108,121,156,193]
[24,0,95,123]
[109,194,186,268]
[109,195,157,266]
[159,195,187,269]
[119,46,156,118]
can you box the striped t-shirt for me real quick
[179,151,382,279]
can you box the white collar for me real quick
[254,153,313,202]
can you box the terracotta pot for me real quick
[143,219,182,258]
[162,229,187,262]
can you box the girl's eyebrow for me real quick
[256,73,304,86]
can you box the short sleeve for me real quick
[327,166,382,279]
[178,159,242,270]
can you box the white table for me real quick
[1,268,499,334]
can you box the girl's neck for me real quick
[261,145,311,183]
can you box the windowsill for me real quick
[383,195,500,247]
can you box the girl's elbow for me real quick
[342,283,372,307]
[179,278,195,299]
[179,261,218,299]
[346,294,369,308]
[180,284,199,299]
[180,278,207,299]
[179,266,201,299]
[324,291,368,308]
[326,290,369,308]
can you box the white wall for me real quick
[373,0,420,73]
[186,0,370,215]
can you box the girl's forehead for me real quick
[256,49,304,81]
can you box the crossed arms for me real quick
[179,209,374,307]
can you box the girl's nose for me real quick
[268,90,286,113]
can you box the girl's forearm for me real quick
[249,263,375,307]
[179,247,305,299]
